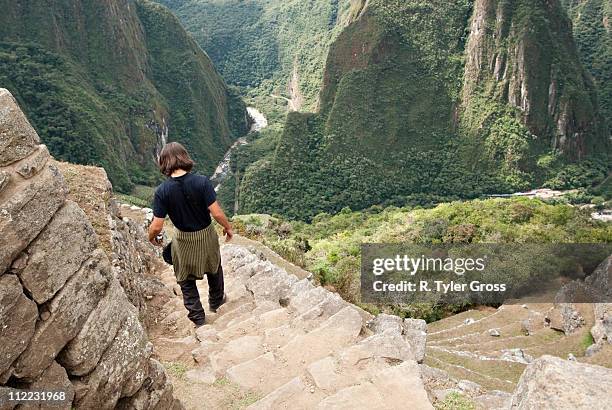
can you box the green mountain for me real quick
[156,0,354,112]
[234,0,610,220]
[0,0,248,192]
[562,0,611,128]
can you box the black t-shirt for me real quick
[152,173,217,232]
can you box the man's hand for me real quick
[209,201,233,242]
[148,216,165,246]
[223,227,234,242]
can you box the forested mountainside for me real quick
[156,0,354,112]
[562,0,611,129]
[233,0,610,220]
[0,0,248,192]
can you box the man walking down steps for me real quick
[148,142,233,327]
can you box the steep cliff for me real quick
[0,0,248,192]
[462,0,604,161]
[157,0,354,112]
[0,89,182,408]
[238,0,610,220]
[562,0,611,131]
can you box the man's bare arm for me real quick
[148,217,165,246]
[209,201,233,242]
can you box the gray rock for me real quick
[0,386,19,409]
[15,201,99,304]
[367,314,403,334]
[0,88,40,166]
[358,329,415,362]
[464,318,476,325]
[12,249,111,381]
[457,379,482,394]
[510,355,612,409]
[298,292,347,322]
[109,210,165,317]
[58,278,131,376]
[246,266,297,304]
[403,318,427,363]
[73,312,151,409]
[116,359,182,410]
[19,361,75,410]
[548,303,586,335]
[591,303,611,345]
[0,274,37,380]
[489,328,501,337]
[501,348,532,364]
[584,342,602,357]
[585,255,612,299]
[521,311,544,336]
[589,256,612,344]
[0,163,67,275]
[0,171,9,193]
[15,145,49,179]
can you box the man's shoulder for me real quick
[155,179,172,195]
[188,173,211,185]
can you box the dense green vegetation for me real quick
[157,0,353,112]
[233,197,612,320]
[563,0,612,127]
[233,0,610,220]
[0,0,247,193]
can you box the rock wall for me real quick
[0,88,182,409]
[56,160,169,321]
[463,0,603,158]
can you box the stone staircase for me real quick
[152,245,433,410]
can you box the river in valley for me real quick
[211,107,268,190]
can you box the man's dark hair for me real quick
[158,142,195,177]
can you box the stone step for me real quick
[307,330,415,394]
[207,301,257,329]
[218,305,292,340]
[226,306,364,395]
[210,335,266,376]
[247,376,324,410]
[316,361,433,410]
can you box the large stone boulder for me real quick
[403,318,427,363]
[116,359,183,410]
[585,256,612,298]
[366,314,427,363]
[57,278,131,376]
[12,249,111,381]
[510,355,612,409]
[0,274,38,382]
[18,361,75,410]
[72,311,152,409]
[588,256,612,346]
[13,201,99,304]
[591,304,612,345]
[0,162,67,275]
[0,89,40,166]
